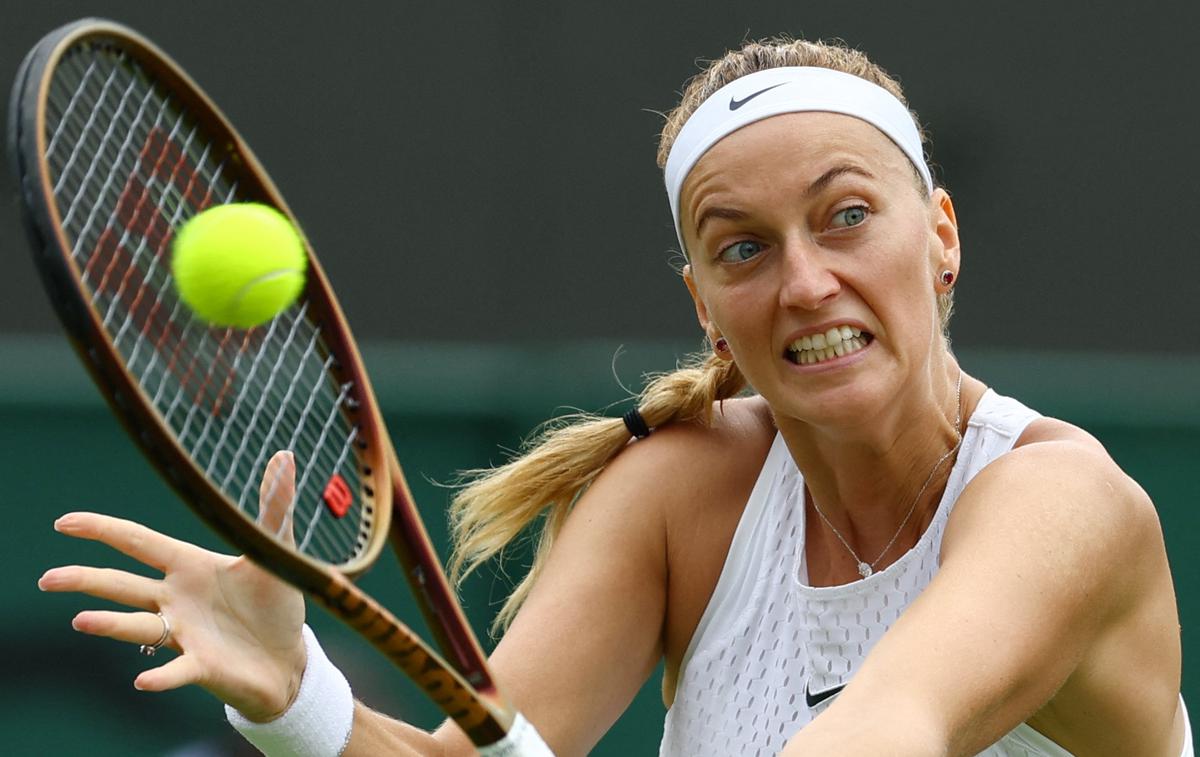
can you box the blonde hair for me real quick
[449,37,950,633]
[450,352,746,632]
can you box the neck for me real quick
[777,360,972,573]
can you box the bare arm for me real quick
[44,430,689,755]
[341,435,674,755]
[781,441,1170,756]
[415,430,681,756]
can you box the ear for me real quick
[682,264,719,341]
[931,189,961,278]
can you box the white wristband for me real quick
[225,625,354,757]
[477,713,555,756]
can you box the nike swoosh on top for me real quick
[804,682,846,708]
[728,82,787,110]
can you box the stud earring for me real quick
[940,270,955,287]
[714,337,729,353]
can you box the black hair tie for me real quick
[622,408,651,439]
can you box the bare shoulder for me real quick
[1016,414,1108,454]
[561,395,776,556]
[618,394,774,458]
[574,395,776,558]
[951,408,1156,535]
[596,395,776,513]
[946,433,1158,564]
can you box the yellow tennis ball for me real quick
[171,203,307,329]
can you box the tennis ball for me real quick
[171,203,307,329]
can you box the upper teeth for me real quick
[792,325,861,352]
[789,325,868,364]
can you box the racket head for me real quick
[9,18,394,586]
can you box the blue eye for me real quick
[718,240,764,263]
[831,205,869,228]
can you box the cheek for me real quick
[880,219,936,286]
[859,223,939,329]
[701,285,780,366]
[703,277,768,329]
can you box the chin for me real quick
[769,371,895,430]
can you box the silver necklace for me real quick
[810,371,964,579]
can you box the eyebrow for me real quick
[692,163,877,237]
[805,164,876,200]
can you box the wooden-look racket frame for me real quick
[9,18,513,746]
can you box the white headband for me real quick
[664,66,932,253]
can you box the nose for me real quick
[777,236,841,310]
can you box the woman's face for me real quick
[679,111,960,427]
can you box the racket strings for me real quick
[43,41,373,565]
[166,306,360,558]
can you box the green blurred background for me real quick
[3,0,1198,754]
[3,339,1196,754]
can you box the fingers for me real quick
[52,512,188,572]
[134,654,201,692]
[71,609,173,649]
[39,565,161,609]
[259,450,296,545]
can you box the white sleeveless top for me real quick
[659,389,1193,756]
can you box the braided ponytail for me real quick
[449,351,745,632]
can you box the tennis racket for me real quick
[9,17,518,749]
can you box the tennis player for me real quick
[41,37,1192,756]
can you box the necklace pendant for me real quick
[857,562,873,578]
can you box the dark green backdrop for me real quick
[1,338,1195,755]
[3,1,1198,753]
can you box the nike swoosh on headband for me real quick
[804,682,846,708]
[728,82,787,110]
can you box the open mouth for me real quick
[785,325,874,366]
